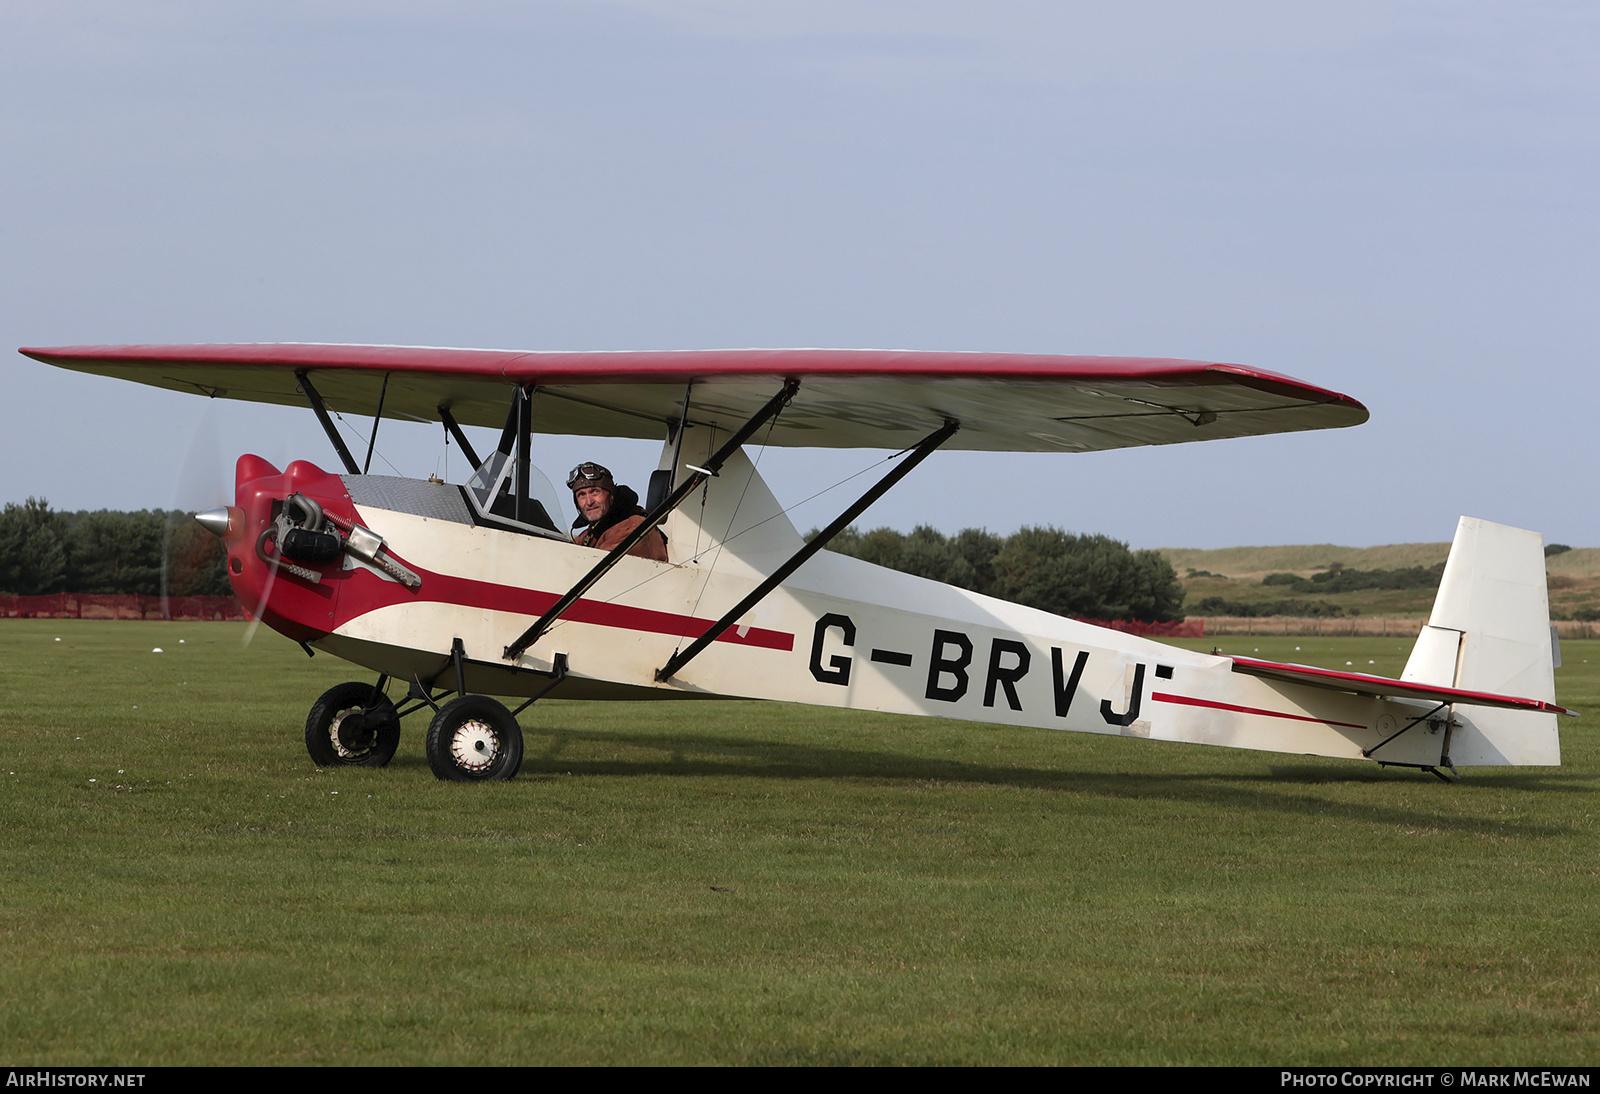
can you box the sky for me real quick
[3,1,1595,549]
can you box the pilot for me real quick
[567,462,668,562]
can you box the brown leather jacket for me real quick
[573,514,668,561]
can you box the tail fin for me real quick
[1401,517,1561,766]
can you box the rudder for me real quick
[1401,517,1560,766]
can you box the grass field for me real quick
[3,621,1598,1065]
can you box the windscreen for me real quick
[465,450,569,535]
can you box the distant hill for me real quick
[1156,542,1449,581]
[1157,543,1600,581]
[1155,542,1600,620]
[1546,548,1600,576]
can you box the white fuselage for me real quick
[311,432,1472,770]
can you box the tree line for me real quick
[0,499,231,597]
[4,497,1186,621]
[821,525,1186,623]
[1190,595,1350,618]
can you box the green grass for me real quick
[3,622,1599,1064]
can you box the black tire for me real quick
[425,695,523,782]
[305,682,401,767]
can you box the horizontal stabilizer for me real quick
[1230,656,1572,716]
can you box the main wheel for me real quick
[425,695,523,782]
[305,682,401,767]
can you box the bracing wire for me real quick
[679,446,903,562]
[330,407,406,477]
[679,414,781,634]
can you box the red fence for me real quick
[0,594,248,621]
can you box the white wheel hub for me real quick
[330,709,365,759]
[449,719,499,772]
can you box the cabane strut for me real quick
[296,370,360,476]
[502,378,801,661]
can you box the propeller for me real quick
[159,404,231,615]
[238,544,280,649]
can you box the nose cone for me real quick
[194,507,231,538]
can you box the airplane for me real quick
[19,343,1572,782]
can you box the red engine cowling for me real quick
[226,455,364,643]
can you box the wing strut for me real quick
[501,378,801,661]
[437,406,483,470]
[362,372,390,474]
[296,370,361,476]
[655,418,960,683]
[515,384,534,524]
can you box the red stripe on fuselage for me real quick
[334,561,795,652]
[1151,691,1367,731]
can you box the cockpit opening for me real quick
[455,387,568,540]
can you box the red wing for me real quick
[20,343,1368,452]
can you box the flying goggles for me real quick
[567,462,613,489]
